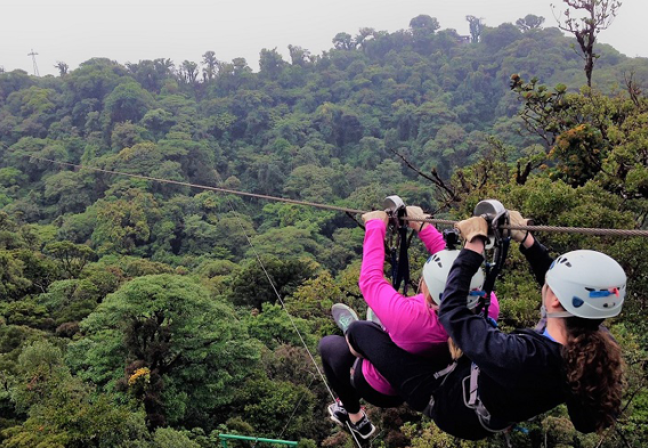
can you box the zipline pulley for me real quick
[473,199,511,319]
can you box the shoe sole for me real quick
[331,304,359,332]
[328,406,376,440]
[328,406,346,426]
[355,424,376,439]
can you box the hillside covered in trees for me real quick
[0,9,648,448]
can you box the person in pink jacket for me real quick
[319,207,500,439]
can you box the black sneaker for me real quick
[328,400,376,440]
[328,400,349,426]
[331,304,359,334]
[348,412,376,439]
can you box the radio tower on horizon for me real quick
[28,49,40,76]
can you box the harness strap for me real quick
[423,360,460,415]
[478,238,510,318]
[462,363,514,434]
[393,226,410,294]
[433,361,458,380]
[468,363,480,407]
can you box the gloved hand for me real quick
[455,217,488,243]
[405,206,430,230]
[509,210,532,243]
[362,211,389,225]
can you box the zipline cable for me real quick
[28,156,645,445]
[29,156,648,238]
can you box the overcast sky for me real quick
[2,0,646,77]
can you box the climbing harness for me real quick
[384,195,413,295]
[462,363,514,447]
[472,199,511,320]
[460,200,515,446]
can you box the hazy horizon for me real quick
[3,0,647,77]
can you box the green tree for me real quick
[0,252,31,301]
[91,188,161,255]
[3,340,148,448]
[259,48,287,80]
[466,15,484,43]
[67,274,261,430]
[236,377,317,439]
[227,257,317,310]
[104,81,154,127]
[332,32,355,50]
[553,0,622,87]
[43,241,97,278]
[201,50,219,82]
[55,61,69,77]
[515,14,545,32]
[179,60,199,85]
[246,303,315,350]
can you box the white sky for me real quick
[2,0,647,77]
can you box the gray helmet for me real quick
[545,250,626,319]
[422,250,485,309]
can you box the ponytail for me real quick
[562,318,625,432]
[448,337,463,360]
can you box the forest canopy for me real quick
[1,8,647,448]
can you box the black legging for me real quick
[343,320,452,411]
[345,321,490,440]
[319,330,404,414]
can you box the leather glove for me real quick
[455,217,488,243]
[362,211,389,225]
[405,206,430,230]
[509,210,532,243]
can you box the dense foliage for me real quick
[1,9,647,448]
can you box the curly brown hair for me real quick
[562,317,625,432]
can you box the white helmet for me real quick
[422,250,485,309]
[545,250,626,319]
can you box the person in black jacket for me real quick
[344,210,626,440]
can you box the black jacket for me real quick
[435,240,597,438]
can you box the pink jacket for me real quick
[358,219,500,395]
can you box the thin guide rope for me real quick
[212,170,364,447]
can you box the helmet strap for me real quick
[541,305,572,319]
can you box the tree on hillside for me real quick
[179,60,199,85]
[516,14,545,32]
[43,241,97,278]
[54,61,69,77]
[66,274,262,430]
[553,0,622,87]
[259,48,287,80]
[227,256,317,310]
[332,32,355,50]
[3,340,148,447]
[466,15,484,43]
[202,50,219,82]
[288,45,311,67]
